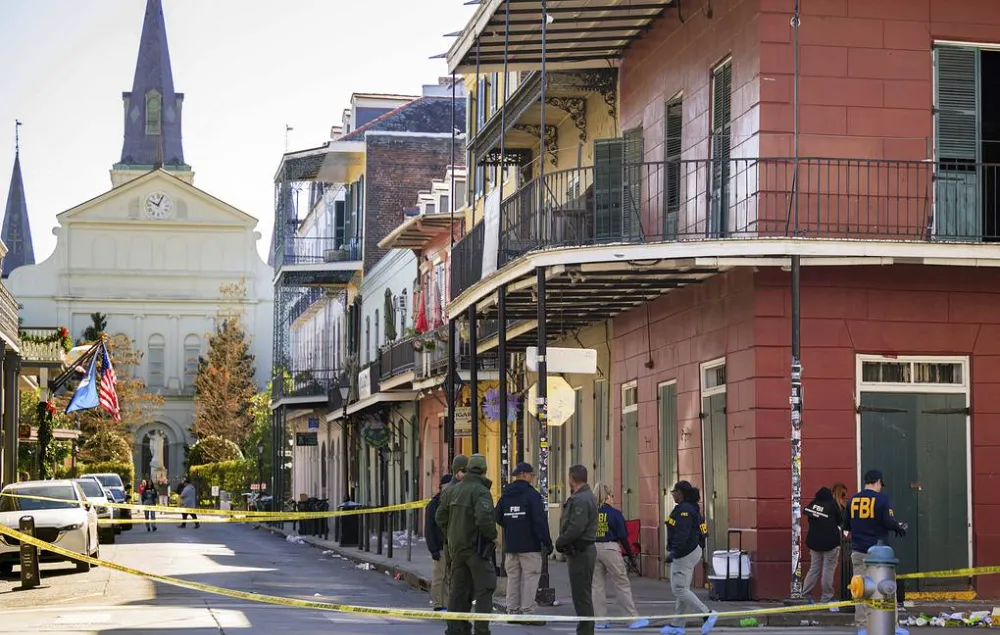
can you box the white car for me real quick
[0,480,100,575]
[74,478,117,544]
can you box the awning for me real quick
[378,213,460,250]
[346,391,419,416]
[446,0,674,73]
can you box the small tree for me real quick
[188,435,244,466]
[80,429,132,463]
[82,312,108,344]
[192,280,257,446]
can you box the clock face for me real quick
[144,191,174,220]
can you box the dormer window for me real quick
[145,90,162,136]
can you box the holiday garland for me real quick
[36,401,56,479]
[20,327,73,353]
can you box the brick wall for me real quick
[364,135,464,274]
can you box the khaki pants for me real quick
[593,542,638,620]
[504,552,542,614]
[431,550,451,608]
[803,547,839,602]
[669,546,710,629]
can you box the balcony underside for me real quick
[447,0,673,73]
[275,265,360,287]
[270,394,330,412]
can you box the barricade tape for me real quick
[898,565,1000,580]
[0,491,429,520]
[0,521,862,623]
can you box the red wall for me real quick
[613,269,757,576]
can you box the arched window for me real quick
[145,90,162,136]
[147,334,165,387]
[184,335,201,388]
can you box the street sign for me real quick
[454,406,471,438]
[308,416,319,429]
[527,376,576,426]
[295,432,318,446]
[526,346,598,375]
[211,486,220,497]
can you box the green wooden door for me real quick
[859,392,969,592]
[659,383,679,578]
[702,393,728,555]
[621,383,640,520]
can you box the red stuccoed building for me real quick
[446,0,1000,600]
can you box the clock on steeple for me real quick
[144,191,174,220]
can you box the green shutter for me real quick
[594,138,624,241]
[711,62,732,237]
[664,100,683,239]
[623,127,645,241]
[933,46,982,241]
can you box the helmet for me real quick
[468,454,487,474]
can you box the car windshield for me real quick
[0,485,79,512]
[75,480,104,498]
[93,474,124,488]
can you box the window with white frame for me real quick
[148,334,166,387]
[183,334,201,387]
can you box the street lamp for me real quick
[256,441,264,501]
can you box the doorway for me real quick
[659,381,679,578]
[701,359,728,556]
[856,356,971,593]
[621,381,639,520]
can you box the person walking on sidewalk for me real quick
[844,470,906,633]
[436,454,497,635]
[427,473,453,611]
[495,462,552,624]
[661,481,717,635]
[178,478,199,529]
[802,486,843,607]
[592,483,645,630]
[141,478,158,532]
[555,464,599,635]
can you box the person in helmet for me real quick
[436,453,497,635]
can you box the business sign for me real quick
[526,346,598,375]
[454,406,472,438]
[211,486,220,497]
[358,367,372,401]
[307,416,320,430]
[295,432,318,447]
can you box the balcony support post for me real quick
[446,318,457,466]
[469,307,480,454]
[498,285,509,578]
[535,266,554,605]
[447,70,458,469]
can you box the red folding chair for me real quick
[621,519,642,576]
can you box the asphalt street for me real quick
[0,515,944,634]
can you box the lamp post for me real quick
[256,441,264,505]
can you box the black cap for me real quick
[512,462,534,476]
[864,470,884,485]
[440,473,453,486]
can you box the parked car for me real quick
[86,473,128,533]
[73,478,116,544]
[0,480,100,575]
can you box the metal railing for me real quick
[448,158,1000,301]
[288,287,325,324]
[272,368,340,400]
[278,237,361,267]
[379,338,416,381]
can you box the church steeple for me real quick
[113,0,191,186]
[2,121,35,278]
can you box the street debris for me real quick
[899,611,994,627]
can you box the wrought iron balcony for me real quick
[449,157,1000,300]
[277,236,361,267]
[288,287,325,324]
[413,326,500,381]
[272,368,340,401]
[379,338,416,382]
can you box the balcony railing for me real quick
[288,287,325,324]
[379,338,416,382]
[0,283,19,348]
[449,158,1000,300]
[413,326,500,381]
[278,236,361,267]
[272,368,340,401]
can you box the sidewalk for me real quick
[256,522,863,627]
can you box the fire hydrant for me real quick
[849,543,907,635]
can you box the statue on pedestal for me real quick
[148,431,168,484]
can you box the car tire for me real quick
[76,556,91,573]
[0,562,12,576]
[100,527,115,544]
[113,525,122,535]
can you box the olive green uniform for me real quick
[436,460,497,635]
[555,484,598,635]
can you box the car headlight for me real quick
[60,523,83,532]
[95,506,108,515]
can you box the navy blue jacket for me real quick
[845,489,901,553]
[494,480,552,554]
[666,501,706,559]
[596,504,629,549]
[425,492,445,555]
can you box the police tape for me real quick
[898,565,1000,580]
[0,521,864,623]
[0,491,429,521]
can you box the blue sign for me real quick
[308,417,319,429]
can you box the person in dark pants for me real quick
[495,462,552,624]
[555,464,598,635]
[844,470,906,632]
[436,454,497,635]
[427,473,453,611]
[803,486,844,606]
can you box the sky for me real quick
[0,0,475,263]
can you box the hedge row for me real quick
[189,459,254,500]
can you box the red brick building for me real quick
[447,0,1000,599]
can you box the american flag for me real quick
[98,343,121,421]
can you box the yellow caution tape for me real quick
[0,491,429,520]
[898,565,1000,580]
[0,521,861,623]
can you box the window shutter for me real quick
[593,138,624,241]
[623,127,645,241]
[711,62,733,237]
[664,99,683,238]
[934,46,980,162]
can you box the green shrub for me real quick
[189,459,254,501]
[81,461,135,489]
[188,435,244,466]
[55,464,83,479]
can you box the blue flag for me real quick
[66,353,100,413]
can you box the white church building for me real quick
[3,0,273,485]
